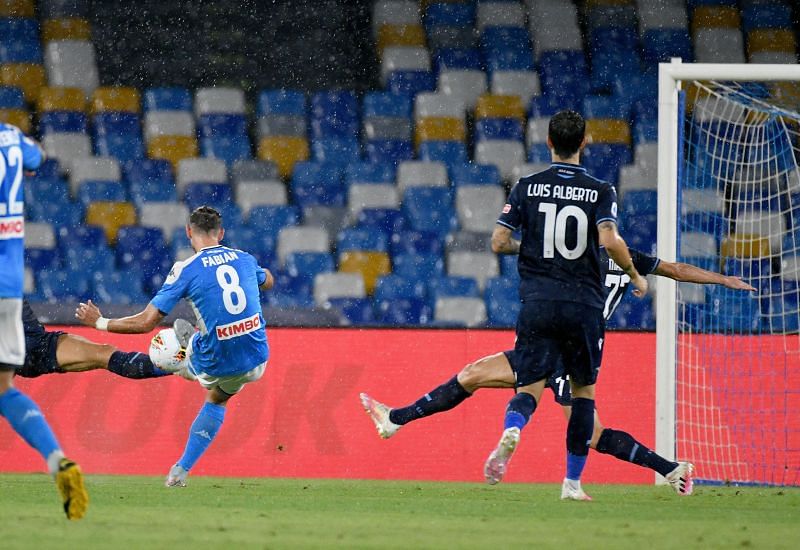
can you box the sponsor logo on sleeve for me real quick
[502,203,512,214]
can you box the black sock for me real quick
[107,351,170,379]
[596,428,678,477]
[389,376,471,425]
[503,392,537,430]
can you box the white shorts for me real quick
[190,361,267,395]
[0,298,24,367]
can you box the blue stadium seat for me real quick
[373,274,427,302]
[28,201,83,227]
[643,30,693,65]
[327,297,375,325]
[612,72,657,106]
[742,4,792,32]
[529,94,580,118]
[197,114,247,138]
[581,143,631,184]
[474,118,524,142]
[357,208,405,236]
[499,254,519,278]
[285,251,335,284]
[33,158,60,179]
[392,252,445,280]
[527,142,551,163]
[723,258,771,283]
[311,137,361,165]
[622,190,658,217]
[344,162,395,186]
[0,40,42,63]
[374,297,432,326]
[424,2,475,29]
[290,162,345,207]
[183,183,233,210]
[589,26,639,53]
[143,87,192,112]
[26,177,69,204]
[26,248,59,271]
[64,247,115,273]
[365,139,414,164]
[95,133,145,162]
[337,227,389,252]
[607,294,655,330]
[386,70,436,98]
[485,49,534,74]
[418,141,468,170]
[93,112,141,137]
[485,276,520,328]
[582,95,631,120]
[115,244,173,295]
[92,269,148,305]
[77,180,127,206]
[403,187,456,236]
[633,120,658,145]
[310,91,359,139]
[265,268,315,308]
[116,226,165,260]
[257,89,306,117]
[57,225,107,251]
[624,213,657,256]
[247,205,300,238]
[481,27,530,55]
[390,230,444,257]
[701,287,761,333]
[432,48,483,73]
[221,225,276,266]
[128,179,176,206]
[427,276,479,305]
[123,159,173,186]
[38,111,88,135]
[363,92,412,119]
[36,270,90,302]
[0,86,25,108]
[450,163,501,187]
[0,18,40,43]
[200,135,252,165]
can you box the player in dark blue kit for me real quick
[0,123,88,519]
[77,206,274,487]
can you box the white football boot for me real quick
[359,393,401,439]
[560,478,593,501]
[665,462,694,496]
[165,464,189,488]
[484,427,521,485]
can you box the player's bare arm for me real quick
[654,261,756,291]
[597,221,648,297]
[259,268,275,291]
[491,225,521,255]
[75,301,164,334]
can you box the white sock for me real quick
[46,449,65,476]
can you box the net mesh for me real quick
[677,80,800,486]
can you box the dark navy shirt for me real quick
[21,299,45,337]
[599,247,660,320]
[498,163,619,309]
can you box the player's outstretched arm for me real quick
[259,268,274,291]
[598,221,648,297]
[75,300,164,334]
[491,225,520,255]
[654,261,756,291]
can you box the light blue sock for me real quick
[0,388,61,462]
[177,402,226,471]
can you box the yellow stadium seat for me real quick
[0,108,30,134]
[377,24,426,54]
[0,0,34,17]
[37,86,86,112]
[474,94,525,120]
[91,86,141,113]
[85,202,137,244]
[721,234,771,260]
[748,29,797,55]
[339,251,391,294]
[586,118,631,145]
[0,64,45,103]
[258,136,309,179]
[147,135,198,169]
[42,18,92,42]
[414,116,466,147]
[691,6,740,34]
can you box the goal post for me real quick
[656,59,800,486]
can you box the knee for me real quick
[0,370,14,394]
[456,362,480,393]
[94,344,117,366]
[589,423,605,449]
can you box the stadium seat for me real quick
[139,202,189,241]
[277,225,329,265]
[438,69,487,110]
[434,296,486,327]
[42,131,90,170]
[381,45,431,86]
[511,163,548,184]
[485,276,520,327]
[337,227,389,253]
[257,136,309,179]
[84,201,136,243]
[325,297,375,325]
[70,155,120,189]
[344,162,395,186]
[313,272,366,305]
[56,223,106,251]
[474,140,525,181]
[414,92,465,120]
[198,113,247,138]
[427,275,479,305]
[116,226,166,263]
[311,137,361,165]
[356,207,405,236]
[0,62,45,102]
[392,251,445,281]
[236,180,287,215]
[248,205,300,238]
[194,86,245,116]
[456,185,506,232]
[586,119,631,145]
[37,85,85,112]
[176,157,227,191]
[741,3,792,33]
[474,97,529,123]
[41,17,90,42]
[24,222,56,249]
[143,87,192,112]
[231,159,280,184]
[257,114,306,138]
[38,110,87,135]
[147,135,198,169]
[76,179,126,206]
[290,161,344,207]
[201,135,251,165]
[284,251,335,284]
[373,273,426,302]
[363,91,412,119]
[447,250,498,290]
[44,40,99,96]
[390,230,444,258]
[91,86,140,113]
[431,47,482,73]
[95,133,144,162]
[310,90,359,138]
[377,23,426,54]
[418,141,467,170]
[92,270,148,305]
[491,70,540,108]
[402,186,455,236]
[374,296,432,325]
[373,0,420,35]
[365,139,414,164]
[301,206,348,241]
[364,116,412,141]
[26,247,59,272]
[257,89,306,117]
[414,116,466,146]
[338,251,391,294]
[27,200,82,226]
[386,69,436,97]
[183,182,232,211]
[0,107,30,133]
[694,28,745,64]
[0,85,25,108]
[397,160,448,192]
[36,269,90,302]
[643,29,693,64]
[0,16,38,44]
[474,118,524,142]
[638,3,688,34]
[449,163,501,187]
[747,29,796,58]
[144,110,195,140]
[347,184,399,217]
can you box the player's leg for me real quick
[0,300,88,518]
[166,362,266,487]
[361,352,515,438]
[55,333,169,379]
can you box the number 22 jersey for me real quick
[151,245,269,376]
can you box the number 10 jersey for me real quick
[151,245,269,376]
[497,162,618,310]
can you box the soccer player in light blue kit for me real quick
[0,122,89,518]
[76,206,274,487]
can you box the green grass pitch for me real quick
[1,474,798,549]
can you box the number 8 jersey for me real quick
[497,162,618,310]
[150,245,269,376]
[0,123,43,298]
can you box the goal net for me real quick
[657,62,800,486]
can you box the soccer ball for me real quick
[148,328,187,372]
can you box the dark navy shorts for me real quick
[17,329,64,378]
[504,300,605,389]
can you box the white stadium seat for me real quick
[511,162,548,184]
[144,111,196,141]
[474,140,526,182]
[42,132,91,172]
[139,202,190,241]
[381,46,430,86]
[44,40,99,97]
[195,87,246,116]
[277,226,330,265]
[373,0,419,36]
[348,183,400,216]
[694,28,745,64]
[434,297,487,327]
[477,1,526,30]
[414,92,466,120]
[176,158,228,192]
[447,251,499,291]
[456,186,506,233]
[314,272,366,305]
[526,117,549,148]
[680,231,718,259]
[492,70,540,108]
[69,156,121,193]
[236,180,288,215]
[438,70,488,110]
[24,222,56,249]
[397,160,448,192]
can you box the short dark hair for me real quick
[548,110,586,158]
[189,205,222,233]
